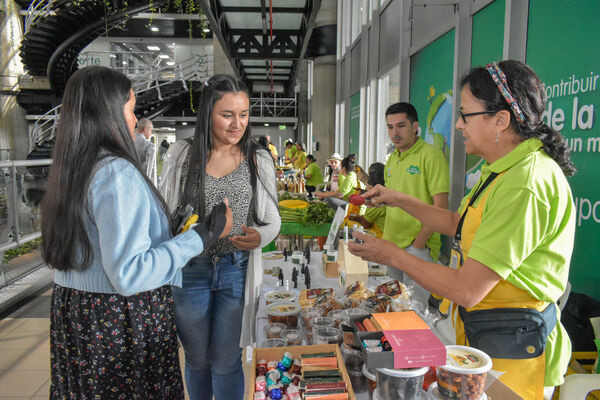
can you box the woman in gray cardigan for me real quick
[159,75,280,400]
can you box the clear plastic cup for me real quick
[310,316,335,331]
[300,306,324,331]
[263,322,287,339]
[280,328,303,346]
[312,326,342,345]
[376,366,429,400]
[260,338,287,348]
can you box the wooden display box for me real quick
[249,344,356,399]
[321,251,339,278]
[338,240,369,288]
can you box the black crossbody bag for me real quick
[454,173,558,359]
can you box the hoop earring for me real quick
[495,133,500,144]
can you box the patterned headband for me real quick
[486,62,526,123]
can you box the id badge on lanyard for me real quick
[450,239,463,270]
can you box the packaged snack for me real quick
[300,306,324,331]
[299,288,334,308]
[436,345,492,400]
[266,301,301,328]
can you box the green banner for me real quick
[527,0,600,300]
[466,0,505,191]
[409,29,455,159]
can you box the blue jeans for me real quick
[172,250,249,400]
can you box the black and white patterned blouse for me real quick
[181,155,252,255]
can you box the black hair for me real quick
[41,66,170,271]
[368,162,385,186]
[307,154,315,162]
[460,60,576,176]
[258,136,270,149]
[341,156,355,173]
[181,74,276,225]
[385,102,419,123]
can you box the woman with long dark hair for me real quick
[160,74,280,400]
[350,60,575,399]
[42,66,232,399]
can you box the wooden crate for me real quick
[248,344,356,399]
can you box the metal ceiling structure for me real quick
[198,0,323,96]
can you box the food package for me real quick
[299,288,334,308]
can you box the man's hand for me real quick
[360,184,395,207]
[230,225,262,250]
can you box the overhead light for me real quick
[264,123,269,127]
[147,46,160,51]
[151,26,159,32]
[166,61,175,66]
[110,54,116,58]
[122,61,127,65]
[158,54,169,59]
[182,122,188,125]
[203,27,210,33]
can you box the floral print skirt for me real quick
[50,284,184,400]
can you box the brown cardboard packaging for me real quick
[338,240,369,288]
[249,344,356,399]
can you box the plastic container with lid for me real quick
[362,363,377,399]
[312,326,343,345]
[263,322,287,339]
[266,301,301,328]
[375,366,428,400]
[300,306,324,331]
[264,290,298,305]
[310,316,335,331]
[436,345,492,400]
[260,338,287,348]
[330,310,352,328]
[426,383,488,400]
[280,328,303,346]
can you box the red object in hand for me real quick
[348,194,365,206]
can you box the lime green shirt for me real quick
[338,171,357,200]
[383,138,449,259]
[304,162,323,186]
[459,138,575,386]
[364,206,386,231]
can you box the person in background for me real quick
[348,153,369,188]
[348,162,386,237]
[159,138,171,159]
[323,152,343,191]
[134,117,157,182]
[314,156,358,210]
[41,66,232,399]
[304,154,323,198]
[350,60,575,400]
[265,134,278,162]
[291,142,307,171]
[159,74,280,400]
[258,136,272,157]
[284,140,296,166]
[381,102,449,305]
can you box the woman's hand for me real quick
[314,191,326,199]
[230,224,262,250]
[347,231,400,265]
[220,201,233,238]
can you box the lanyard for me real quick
[454,172,499,242]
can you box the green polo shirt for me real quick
[383,138,449,259]
[364,206,386,231]
[459,138,575,386]
[304,162,323,186]
[338,171,357,200]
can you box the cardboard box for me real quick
[338,240,369,288]
[249,344,356,399]
[351,312,446,369]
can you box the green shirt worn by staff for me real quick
[304,162,323,187]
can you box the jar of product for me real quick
[436,345,492,400]
[362,363,377,399]
[312,327,342,345]
[264,290,298,305]
[376,366,429,400]
[260,338,287,348]
[300,306,324,331]
[309,316,335,331]
[329,310,352,328]
[266,301,301,328]
[264,322,287,339]
[280,328,303,346]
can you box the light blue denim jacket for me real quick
[53,157,204,296]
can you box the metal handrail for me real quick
[25,0,59,34]
[28,55,213,152]
[250,93,298,118]
[0,159,52,254]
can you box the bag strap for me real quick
[454,172,499,242]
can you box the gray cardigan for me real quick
[159,141,281,346]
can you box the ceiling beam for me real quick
[221,6,305,13]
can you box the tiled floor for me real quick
[0,286,251,400]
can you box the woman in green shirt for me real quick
[315,156,357,210]
[304,154,323,198]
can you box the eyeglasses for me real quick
[457,110,496,123]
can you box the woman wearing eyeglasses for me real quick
[349,60,575,400]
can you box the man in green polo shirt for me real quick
[383,102,449,303]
